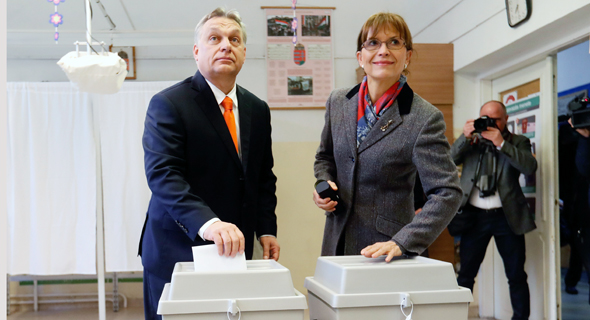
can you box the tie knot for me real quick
[221,97,233,111]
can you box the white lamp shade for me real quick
[57,51,128,94]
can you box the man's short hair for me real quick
[194,7,247,45]
[481,100,507,116]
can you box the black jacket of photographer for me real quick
[451,129,538,235]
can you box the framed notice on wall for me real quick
[263,6,334,109]
[109,45,136,80]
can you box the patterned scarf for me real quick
[357,75,407,147]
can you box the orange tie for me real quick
[221,96,238,153]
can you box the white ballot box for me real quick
[158,260,307,319]
[304,256,473,320]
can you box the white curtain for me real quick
[7,83,97,275]
[96,81,174,272]
[7,81,178,275]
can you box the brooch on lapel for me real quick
[380,120,393,132]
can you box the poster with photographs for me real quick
[267,15,295,37]
[265,8,334,108]
[504,92,540,195]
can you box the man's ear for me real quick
[193,44,199,61]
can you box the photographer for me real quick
[562,118,590,303]
[450,100,537,320]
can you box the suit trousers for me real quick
[457,205,530,320]
[143,269,167,320]
[565,227,590,303]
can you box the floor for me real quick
[6,277,588,320]
[6,304,486,320]
[561,268,590,320]
[7,307,145,320]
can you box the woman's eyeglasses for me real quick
[361,38,406,51]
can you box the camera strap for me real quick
[473,141,498,197]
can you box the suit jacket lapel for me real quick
[358,102,403,153]
[191,71,242,169]
[357,83,413,154]
[496,131,513,179]
[237,86,251,173]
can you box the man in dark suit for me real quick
[562,120,590,303]
[451,101,537,320]
[139,7,280,320]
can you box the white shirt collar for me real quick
[205,79,238,109]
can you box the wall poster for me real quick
[264,7,334,109]
[503,92,540,210]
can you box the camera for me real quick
[473,116,497,133]
[315,180,339,202]
[568,93,590,129]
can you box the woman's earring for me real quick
[361,65,364,69]
[404,63,408,69]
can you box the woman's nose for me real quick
[377,42,389,55]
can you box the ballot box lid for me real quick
[166,259,298,301]
[307,256,460,294]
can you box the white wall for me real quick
[1,0,7,317]
[415,0,590,74]
[557,40,590,93]
[438,0,590,138]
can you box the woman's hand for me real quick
[361,240,402,262]
[313,180,338,212]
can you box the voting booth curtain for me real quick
[7,81,174,275]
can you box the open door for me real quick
[477,57,559,319]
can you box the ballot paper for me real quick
[192,244,247,272]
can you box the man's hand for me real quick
[463,119,475,139]
[569,118,590,138]
[481,126,504,147]
[360,240,402,262]
[313,180,338,212]
[260,236,280,261]
[202,221,245,257]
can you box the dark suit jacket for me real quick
[451,132,537,235]
[139,71,277,280]
[314,83,462,256]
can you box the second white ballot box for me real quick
[304,255,473,320]
[157,260,307,319]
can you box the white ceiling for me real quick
[7,0,463,59]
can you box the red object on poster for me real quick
[294,43,306,66]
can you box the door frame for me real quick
[476,56,560,320]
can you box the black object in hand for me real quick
[473,116,497,133]
[315,180,339,201]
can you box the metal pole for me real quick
[6,275,9,315]
[94,102,106,320]
[85,0,91,54]
[113,272,119,312]
[33,280,38,312]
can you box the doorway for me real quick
[556,40,590,319]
